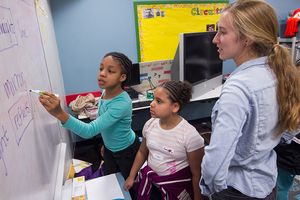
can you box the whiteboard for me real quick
[0,0,71,199]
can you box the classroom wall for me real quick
[50,0,300,95]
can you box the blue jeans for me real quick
[276,167,295,200]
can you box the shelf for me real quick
[278,36,299,63]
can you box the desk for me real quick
[74,85,221,117]
[71,85,222,137]
[131,85,222,131]
[62,172,131,200]
[191,85,222,101]
[132,85,222,112]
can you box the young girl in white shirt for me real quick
[124,80,205,200]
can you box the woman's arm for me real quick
[124,138,149,191]
[201,83,249,195]
[187,147,204,200]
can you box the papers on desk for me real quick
[85,174,125,200]
[191,85,222,101]
[73,159,92,173]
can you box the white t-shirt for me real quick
[143,118,204,176]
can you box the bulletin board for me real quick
[134,0,228,62]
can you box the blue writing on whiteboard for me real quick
[8,95,32,145]
[0,125,9,176]
[3,72,26,99]
[0,6,18,52]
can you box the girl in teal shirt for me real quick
[39,52,140,181]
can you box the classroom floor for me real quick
[73,119,300,199]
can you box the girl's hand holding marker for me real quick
[31,89,70,123]
[29,89,59,97]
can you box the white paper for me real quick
[85,174,125,200]
[72,159,92,173]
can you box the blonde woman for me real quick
[200,1,300,199]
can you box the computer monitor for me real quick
[124,63,141,99]
[171,31,223,98]
[125,63,141,87]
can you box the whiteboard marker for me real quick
[29,89,59,97]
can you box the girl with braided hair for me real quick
[124,80,205,200]
[200,0,300,199]
[39,52,140,182]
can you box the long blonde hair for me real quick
[224,0,300,133]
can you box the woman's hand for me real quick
[124,176,135,191]
[39,92,69,123]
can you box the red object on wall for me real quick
[284,8,300,37]
[65,91,101,106]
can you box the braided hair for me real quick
[159,80,192,111]
[103,52,132,89]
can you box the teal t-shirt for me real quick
[63,91,135,152]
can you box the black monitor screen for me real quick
[183,32,222,85]
[125,63,141,86]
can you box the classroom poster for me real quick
[132,59,172,93]
[134,1,228,62]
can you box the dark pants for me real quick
[103,136,140,179]
[210,187,276,200]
